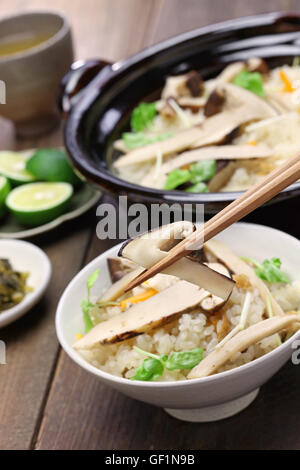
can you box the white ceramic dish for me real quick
[56,223,300,422]
[0,239,51,327]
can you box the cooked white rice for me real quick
[77,277,300,381]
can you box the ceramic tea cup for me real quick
[0,10,73,137]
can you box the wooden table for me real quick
[0,0,300,450]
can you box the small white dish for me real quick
[56,223,300,422]
[0,239,51,327]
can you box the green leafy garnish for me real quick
[165,348,203,370]
[164,168,191,190]
[189,160,217,183]
[122,131,172,149]
[130,102,157,132]
[233,69,265,96]
[81,299,94,333]
[87,269,100,294]
[81,269,100,333]
[131,357,165,381]
[164,160,216,191]
[242,257,290,283]
[185,182,209,193]
[131,346,203,381]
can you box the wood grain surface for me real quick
[0,0,299,451]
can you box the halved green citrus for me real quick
[26,148,82,186]
[0,150,36,186]
[6,182,73,227]
[0,176,11,219]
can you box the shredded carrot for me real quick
[246,140,257,146]
[120,288,158,310]
[76,333,83,340]
[279,69,295,92]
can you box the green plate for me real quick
[0,183,101,239]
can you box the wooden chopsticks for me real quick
[125,153,300,291]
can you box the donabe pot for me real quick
[62,12,300,214]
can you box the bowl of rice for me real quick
[56,222,300,422]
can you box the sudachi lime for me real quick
[26,148,82,186]
[0,150,36,185]
[0,176,11,219]
[6,182,73,227]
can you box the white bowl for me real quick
[56,223,300,422]
[0,239,52,327]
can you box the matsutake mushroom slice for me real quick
[247,57,269,76]
[163,144,271,172]
[200,262,232,314]
[188,314,300,379]
[207,161,237,192]
[204,87,226,117]
[190,83,278,149]
[217,62,246,83]
[73,281,210,349]
[99,267,145,303]
[119,221,235,300]
[141,144,272,189]
[161,71,204,100]
[204,239,285,316]
[107,257,137,283]
[113,127,205,168]
[156,96,206,117]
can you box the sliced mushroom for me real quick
[141,144,272,189]
[177,96,206,112]
[204,87,226,117]
[99,267,145,303]
[185,70,204,97]
[113,138,127,153]
[217,62,246,82]
[107,257,137,283]
[187,314,300,379]
[204,239,285,316]
[199,262,232,314]
[247,57,269,76]
[74,280,210,349]
[157,96,206,116]
[163,144,272,172]
[190,83,278,149]
[119,222,235,300]
[158,97,177,118]
[113,127,205,168]
[162,71,204,100]
[207,161,237,192]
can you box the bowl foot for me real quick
[164,388,259,422]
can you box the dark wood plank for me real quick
[35,353,300,450]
